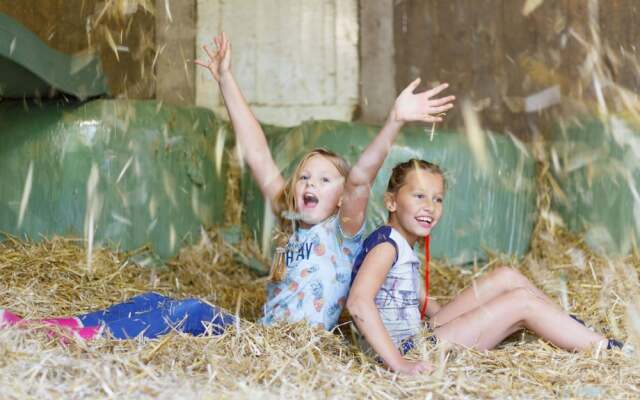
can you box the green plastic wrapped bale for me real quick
[0,12,108,99]
[551,116,640,256]
[0,99,228,260]
[241,120,537,264]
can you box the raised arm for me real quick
[347,244,432,375]
[195,33,285,210]
[340,79,455,235]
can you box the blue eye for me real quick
[299,175,309,181]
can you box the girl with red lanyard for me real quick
[348,159,624,375]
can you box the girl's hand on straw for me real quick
[195,32,231,82]
[392,359,434,375]
[392,79,455,123]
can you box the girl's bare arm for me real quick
[196,33,285,210]
[347,243,432,375]
[340,79,454,236]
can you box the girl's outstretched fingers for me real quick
[194,32,231,81]
[393,78,455,123]
[403,77,422,93]
[425,82,450,97]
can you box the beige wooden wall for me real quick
[195,0,359,127]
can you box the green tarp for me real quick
[0,100,538,265]
[0,12,108,99]
[551,116,640,256]
[0,99,227,260]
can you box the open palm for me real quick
[394,78,455,123]
[194,32,231,82]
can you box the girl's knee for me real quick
[504,287,539,314]
[493,288,539,329]
[494,266,529,289]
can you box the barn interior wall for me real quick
[390,0,640,137]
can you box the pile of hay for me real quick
[1,214,639,399]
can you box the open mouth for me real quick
[415,215,434,227]
[302,193,319,208]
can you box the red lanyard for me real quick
[420,235,430,320]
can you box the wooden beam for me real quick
[155,0,196,105]
[359,0,395,123]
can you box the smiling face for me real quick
[385,168,445,246]
[293,154,346,227]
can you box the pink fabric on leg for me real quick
[0,310,101,342]
[0,309,24,326]
[0,308,102,344]
[72,325,102,340]
[41,317,81,329]
[41,317,102,341]
[44,324,102,343]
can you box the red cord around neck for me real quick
[420,235,430,320]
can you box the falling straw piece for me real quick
[92,0,111,27]
[524,85,561,113]
[199,225,213,251]
[103,27,120,62]
[592,74,609,116]
[461,99,490,173]
[84,164,100,273]
[17,161,34,229]
[169,224,176,253]
[191,186,201,220]
[262,200,276,257]
[152,44,166,72]
[215,126,226,178]
[522,0,544,16]
[428,113,446,141]
[164,0,173,22]
[116,156,133,183]
[162,170,178,208]
[9,37,16,56]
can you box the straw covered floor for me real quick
[1,208,639,399]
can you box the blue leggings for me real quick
[77,292,235,340]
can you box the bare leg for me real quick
[433,287,606,351]
[432,266,558,327]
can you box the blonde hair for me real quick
[269,148,351,281]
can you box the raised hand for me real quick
[194,32,231,82]
[392,78,455,123]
